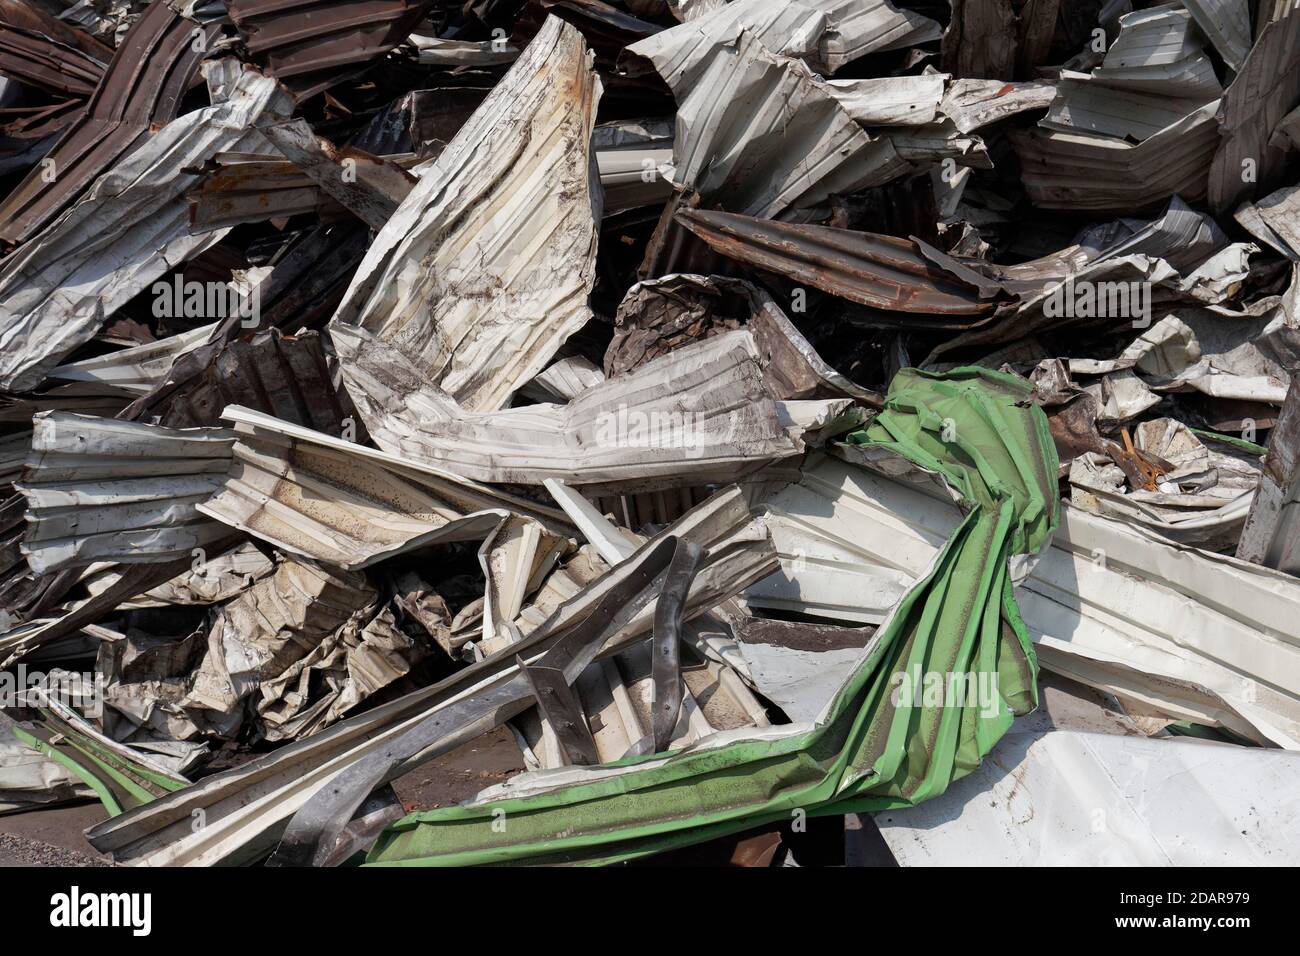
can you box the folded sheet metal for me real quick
[1206,2,1300,215]
[1010,97,1221,213]
[258,605,425,743]
[1235,184,1300,261]
[0,60,293,392]
[604,273,879,403]
[257,119,416,229]
[139,329,348,434]
[330,326,818,493]
[196,427,509,570]
[663,27,909,219]
[937,78,1056,133]
[15,412,236,574]
[1237,373,1300,575]
[328,16,601,413]
[1182,0,1251,72]
[86,487,773,865]
[227,0,430,101]
[622,0,942,79]
[926,196,1224,360]
[186,152,328,230]
[182,558,379,740]
[825,75,946,127]
[1087,6,1222,99]
[751,447,1300,748]
[516,479,768,769]
[0,0,217,247]
[363,367,1059,866]
[214,405,576,532]
[0,0,110,98]
[1041,79,1212,144]
[676,207,1004,321]
[47,325,216,395]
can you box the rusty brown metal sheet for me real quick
[0,0,113,62]
[228,0,431,101]
[0,0,111,98]
[159,329,348,434]
[675,206,1001,320]
[187,153,328,231]
[0,0,216,245]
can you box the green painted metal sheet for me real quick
[365,366,1060,866]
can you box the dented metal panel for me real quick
[330,327,822,492]
[15,412,236,573]
[677,207,1002,318]
[1206,2,1300,214]
[1237,373,1300,574]
[0,61,293,392]
[666,28,908,219]
[0,0,217,246]
[328,16,601,413]
[227,0,429,100]
[756,449,1300,749]
[196,429,509,570]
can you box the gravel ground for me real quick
[0,831,112,867]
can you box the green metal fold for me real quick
[365,366,1060,866]
[12,708,186,817]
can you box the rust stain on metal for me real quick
[676,206,1001,320]
[228,0,431,101]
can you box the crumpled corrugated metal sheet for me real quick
[937,77,1057,133]
[604,273,879,403]
[752,448,1300,749]
[182,557,379,740]
[1,0,1296,872]
[196,425,510,570]
[131,328,349,434]
[0,60,293,392]
[1016,105,1222,210]
[622,0,941,80]
[1237,373,1300,574]
[227,0,431,101]
[214,404,577,530]
[664,27,908,219]
[328,16,601,413]
[330,326,848,493]
[46,325,215,395]
[1206,1,1300,215]
[85,486,774,865]
[677,207,1006,320]
[0,0,110,98]
[257,119,416,229]
[258,605,425,743]
[825,74,946,126]
[15,412,236,574]
[1182,0,1251,72]
[0,0,217,246]
[363,367,1058,866]
[186,152,330,230]
[1087,6,1223,99]
[1236,184,1300,261]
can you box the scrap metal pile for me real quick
[1,0,1299,867]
